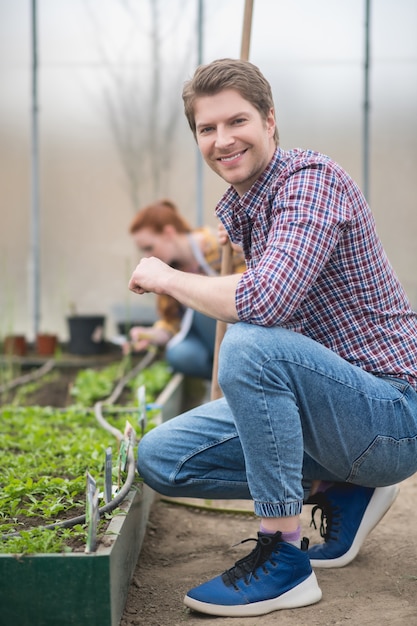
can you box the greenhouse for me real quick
[1,1,416,624]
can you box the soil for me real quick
[0,345,128,407]
[20,369,76,406]
[121,474,417,626]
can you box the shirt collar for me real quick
[216,147,284,220]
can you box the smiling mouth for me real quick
[218,150,247,162]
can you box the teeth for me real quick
[221,152,242,162]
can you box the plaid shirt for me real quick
[216,147,417,388]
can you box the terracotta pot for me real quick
[36,333,58,356]
[3,335,27,356]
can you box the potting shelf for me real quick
[0,345,125,369]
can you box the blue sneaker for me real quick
[307,483,399,568]
[183,531,322,617]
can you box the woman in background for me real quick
[126,199,245,379]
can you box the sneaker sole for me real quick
[183,572,322,617]
[310,484,399,569]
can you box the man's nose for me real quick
[215,126,235,149]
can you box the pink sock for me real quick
[259,524,301,548]
[315,481,333,494]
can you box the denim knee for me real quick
[218,323,269,390]
[137,431,154,483]
[218,323,245,389]
[136,428,172,495]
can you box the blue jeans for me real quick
[166,311,216,380]
[138,324,417,518]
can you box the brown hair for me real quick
[182,58,279,144]
[129,199,192,235]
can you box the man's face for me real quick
[132,227,180,267]
[194,89,276,196]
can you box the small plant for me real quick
[70,361,128,406]
[0,405,131,553]
[0,526,85,555]
[128,360,172,404]
[0,358,173,554]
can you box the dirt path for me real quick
[121,474,417,626]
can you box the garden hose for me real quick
[0,358,55,394]
[1,446,137,538]
[39,445,137,532]
[159,497,255,517]
[45,352,159,530]
[1,350,157,540]
[94,349,157,440]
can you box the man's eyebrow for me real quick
[196,111,251,130]
[195,120,212,130]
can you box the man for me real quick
[129,59,417,618]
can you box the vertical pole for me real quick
[30,0,41,338]
[210,0,254,401]
[363,0,371,201]
[240,0,254,60]
[195,0,204,227]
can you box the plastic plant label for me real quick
[85,471,99,553]
[125,419,136,449]
[104,447,112,504]
[118,438,128,474]
[85,471,96,525]
[85,488,99,553]
[117,437,129,489]
[137,384,146,436]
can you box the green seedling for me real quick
[70,360,129,406]
[0,359,172,554]
[128,360,172,404]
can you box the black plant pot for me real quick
[67,315,106,355]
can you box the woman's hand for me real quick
[217,222,229,246]
[125,325,172,353]
[217,222,243,253]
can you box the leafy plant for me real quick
[70,361,128,406]
[0,358,173,554]
[128,360,172,404]
[0,526,85,555]
[0,405,136,552]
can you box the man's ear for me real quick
[266,108,276,137]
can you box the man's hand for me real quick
[128,257,175,295]
[129,254,240,324]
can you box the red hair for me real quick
[129,199,192,235]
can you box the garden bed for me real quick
[0,487,153,626]
[0,356,185,626]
